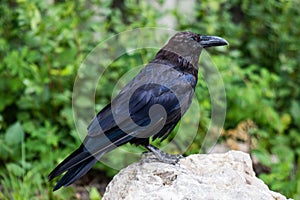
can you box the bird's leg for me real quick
[144,144,183,164]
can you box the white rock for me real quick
[103,150,292,200]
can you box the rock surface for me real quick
[103,150,292,200]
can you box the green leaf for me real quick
[89,187,101,200]
[6,163,25,177]
[5,122,24,145]
[290,101,300,128]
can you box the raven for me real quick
[48,31,228,191]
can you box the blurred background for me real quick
[0,0,299,199]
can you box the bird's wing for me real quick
[84,61,197,155]
[84,81,183,152]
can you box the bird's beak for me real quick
[199,35,229,48]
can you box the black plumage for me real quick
[48,31,228,191]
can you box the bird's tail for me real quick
[48,145,104,191]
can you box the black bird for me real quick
[48,31,228,191]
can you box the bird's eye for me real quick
[191,35,200,42]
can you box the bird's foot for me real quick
[145,144,183,165]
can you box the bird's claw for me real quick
[144,144,184,165]
[157,153,183,165]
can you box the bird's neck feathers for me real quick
[152,49,199,76]
[151,37,203,76]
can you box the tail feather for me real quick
[48,144,106,191]
[52,156,98,191]
[49,130,134,191]
[48,145,91,181]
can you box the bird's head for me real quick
[161,31,228,68]
[167,31,228,48]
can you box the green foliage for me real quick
[0,0,95,199]
[0,0,299,199]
